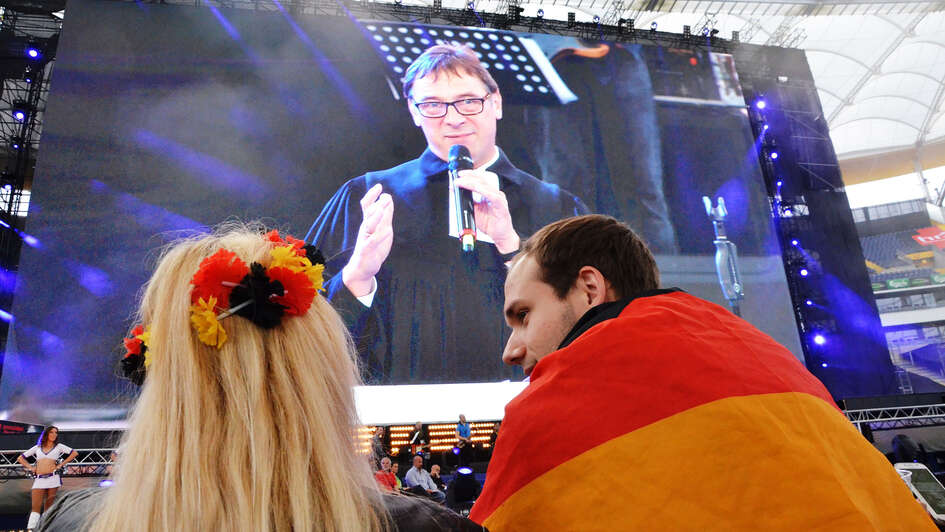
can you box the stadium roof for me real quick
[425,0,945,188]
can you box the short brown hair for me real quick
[402,44,499,100]
[516,215,660,299]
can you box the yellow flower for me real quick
[270,245,324,292]
[190,296,227,348]
[270,245,308,271]
[138,328,153,368]
[308,262,325,293]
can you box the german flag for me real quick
[470,291,933,531]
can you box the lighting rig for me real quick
[0,5,62,372]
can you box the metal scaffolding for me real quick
[0,448,115,480]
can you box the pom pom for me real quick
[303,244,325,266]
[190,249,249,305]
[121,325,150,386]
[230,263,287,329]
[121,354,146,386]
[268,266,317,315]
[190,296,228,348]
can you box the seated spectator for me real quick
[390,462,404,492]
[374,457,398,493]
[470,215,934,530]
[429,464,447,492]
[405,455,446,504]
[36,226,481,531]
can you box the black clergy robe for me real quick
[307,148,589,384]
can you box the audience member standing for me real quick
[17,426,78,530]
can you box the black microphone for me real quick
[448,145,477,252]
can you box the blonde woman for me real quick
[38,227,482,531]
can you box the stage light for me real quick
[99,479,114,487]
[763,124,769,131]
[0,309,11,322]
[568,12,576,28]
[813,334,826,346]
[650,21,658,31]
[702,26,710,37]
[805,299,813,306]
[791,239,798,246]
[457,466,473,475]
[13,111,24,122]
[770,152,779,159]
[799,268,809,277]
[755,100,767,110]
[22,234,39,247]
[466,1,474,9]
[452,447,461,455]
[537,8,544,17]
[26,47,40,59]
[821,362,828,368]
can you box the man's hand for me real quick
[342,183,394,297]
[454,169,520,254]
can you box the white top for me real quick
[22,443,73,462]
[405,466,438,491]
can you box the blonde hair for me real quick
[90,225,385,531]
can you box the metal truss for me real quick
[844,403,945,431]
[0,448,115,480]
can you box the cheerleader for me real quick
[16,426,78,530]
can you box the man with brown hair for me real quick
[470,214,933,530]
[308,44,587,384]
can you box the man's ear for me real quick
[408,102,423,127]
[573,266,613,307]
[492,89,503,120]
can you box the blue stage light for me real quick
[13,111,25,122]
[99,479,114,487]
[755,100,766,110]
[763,124,769,131]
[0,309,11,322]
[799,268,809,277]
[457,466,473,475]
[770,151,779,160]
[805,299,813,306]
[821,362,828,368]
[26,48,40,59]
[22,234,39,247]
[776,180,783,187]
[791,239,798,246]
[813,334,826,345]
[452,447,461,455]
[650,22,658,31]
[537,8,544,17]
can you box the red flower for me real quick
[190,249,249,305]
[131,325,145,337]
[284,235,307,256]
[264,230,285,245]
[268,266,316,315]
[123,336,143,358]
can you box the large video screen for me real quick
[0,0,801,410]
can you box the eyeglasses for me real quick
[412,93,492,118]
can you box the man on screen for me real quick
[307,44,588,384]
[469,214,934,530]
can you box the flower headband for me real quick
[121,230,325,384]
